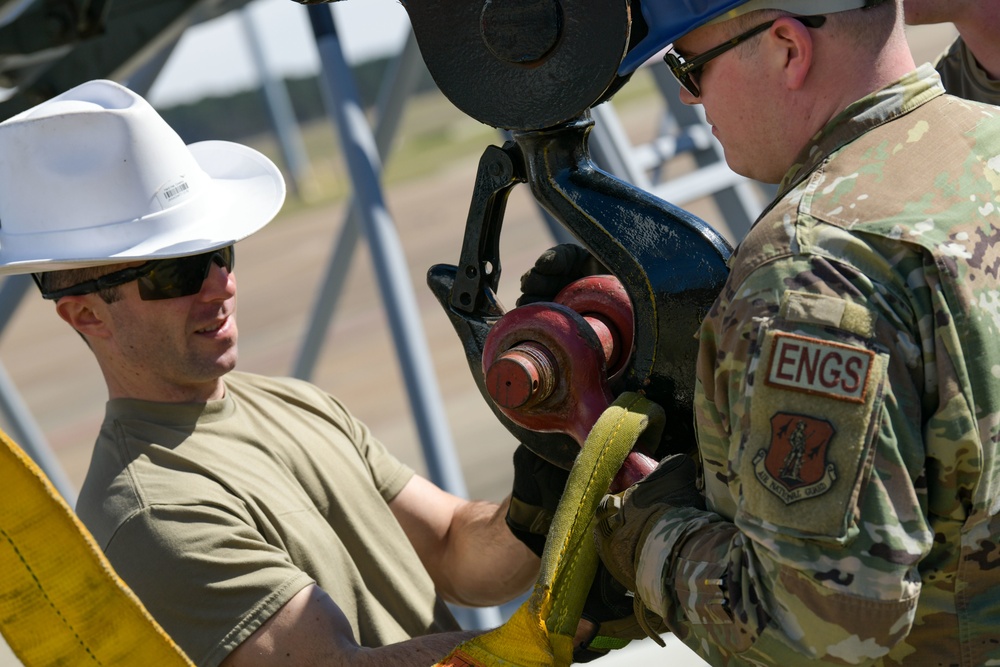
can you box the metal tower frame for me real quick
[0,2,771,630]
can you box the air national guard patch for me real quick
[753,413,837,505]
[739,321,886,539]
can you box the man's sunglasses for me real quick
[664,15,826,98]
[39,245,235,301]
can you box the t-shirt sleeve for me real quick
[104,503,314,667]
[321,393,415,502]
[362,431,414,503]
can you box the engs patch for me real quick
[739,324,886,538]
[765,332,874,403]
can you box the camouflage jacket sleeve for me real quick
[635,245,926,665]
[631,66,1000,665]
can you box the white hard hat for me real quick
[707,0,871,24]
[0,79,286,275]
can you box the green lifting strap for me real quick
[0,427,195,666]
[435,391,665,667]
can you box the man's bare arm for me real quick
[221,584,479,667]
[389,474,539,607]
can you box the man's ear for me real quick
[769,15,815,91]
[55,296,113,340]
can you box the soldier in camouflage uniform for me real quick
[592,0,1000,663]
[904,0,1000,106]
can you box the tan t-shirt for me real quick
[934,36,1000,106]
[76,371,459,667]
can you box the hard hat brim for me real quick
[619,0,870,76]
[0,139,286,275]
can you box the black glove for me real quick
[506,444,569,557]
[571,562,657,662]
[506,445,663,662]
[517,243,608,307]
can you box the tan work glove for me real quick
[593,454,703,641]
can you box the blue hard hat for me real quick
[619,0,872,75]
[619,0,746,76]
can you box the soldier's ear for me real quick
[769,15,815,91]
[55,296,114,340]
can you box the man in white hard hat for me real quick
[580,0,1000,663]
[903,0,1000,105]
[0,79,539,666]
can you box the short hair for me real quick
[731,0,898,57]
[35,266,124,304]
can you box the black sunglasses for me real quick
[664,15,827,97]
[39,245,235,301]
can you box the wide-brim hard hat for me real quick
[0,79,286,276]
[619,0,873,75]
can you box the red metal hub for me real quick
[482,275,655,491]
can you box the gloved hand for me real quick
[506,445,668,662]
[593,453,703,594]
[572,562,660,662]
[506,444,570,558]
[517,243,608,307]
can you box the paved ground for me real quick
[0,23,956,667]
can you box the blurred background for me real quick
[0,1,957,663]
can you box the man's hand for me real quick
[506,444,570,557]
[517,243,608,307]
[572,562,653,662]
[507,445,674,661]
[594,454,702,593]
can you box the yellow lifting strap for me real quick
[0,427,194,666]
[435,391,664,667]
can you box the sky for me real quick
[147,0,412,107]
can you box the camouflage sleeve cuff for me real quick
[635,506,721,616]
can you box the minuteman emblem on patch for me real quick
[753,412,837,504]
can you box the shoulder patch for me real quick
[752,413,837,505]
[765,332,874,403]
[737,324,887,539]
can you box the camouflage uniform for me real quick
[634,64,1000,664]
[934,37,1000,107]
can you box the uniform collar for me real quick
[774,64,946,204]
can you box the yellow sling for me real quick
[0,427,194,666]
[435,391,664,667]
